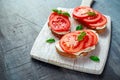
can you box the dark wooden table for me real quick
[0,0,120,80]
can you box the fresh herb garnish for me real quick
[52,9,70,17]
[46,38,55,43]
[76,25,83,30]
[78,31,86,41]
[52,9,58,13]
[62,12,71,17]
[90,56,100,62]
[58,10,62,14]
[87,12,96,16]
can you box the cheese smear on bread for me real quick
[55,41,95,56]
[52,30,70,35]
[48,26,70,35]
[96,24,106,30]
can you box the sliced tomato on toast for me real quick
[72,6,107,29]
[83,11,102,24]
[60,30,98,54]
[88,15,107,29]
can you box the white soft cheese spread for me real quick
[74,46,95,56]
[48,26,70,35]
[52,30,70,35]
[96,24,106,30]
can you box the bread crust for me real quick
[96,26,106,34]
[86,26,106,34]
[51,29,64,39]
[56,47,89,58]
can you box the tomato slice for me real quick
[60,32,81,53]
[49,12,57,20]
[84,31,93,48]
[48,15,70,32]
[72,6,94,19]
[91,31,98,45]
[84,31,98,48]
[83,11,102,24]
[88,15,107,28]
[60,30,98,54]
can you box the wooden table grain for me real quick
[0,0,120,80]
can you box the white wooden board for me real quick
[30,8,111,75]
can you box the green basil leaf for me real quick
[78,35,83,41]
[52,9,70,17]
[76,25,83,30]
[46,38,55,43]
[62,12,70,17]
[52,9,58,13]
[87,12,96,16]
[52,9,62,14]
[90,56,100,62]
[81,31,86,36]
[78,31,86,41]
[58,10,62,14]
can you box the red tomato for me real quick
[49,12,57,20]
[49,12,68,20]
[72,6,107,29]
[88,15,107,28]
[83,11,102,24]
[60,30,98,53]
[72,6,94,19]
[84,31,98,48]
[48,15,70,32]
[60,32,82,53]
[83,31,93,48]
[91,31,98,45]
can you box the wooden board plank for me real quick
[30,8,111,75]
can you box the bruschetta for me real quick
[55,30,99,58]
[72,6,107,33]
[48,9,71,38]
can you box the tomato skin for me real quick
[60,30,98,54]
[48,14,71,32]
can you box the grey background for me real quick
[0,0,120,80]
